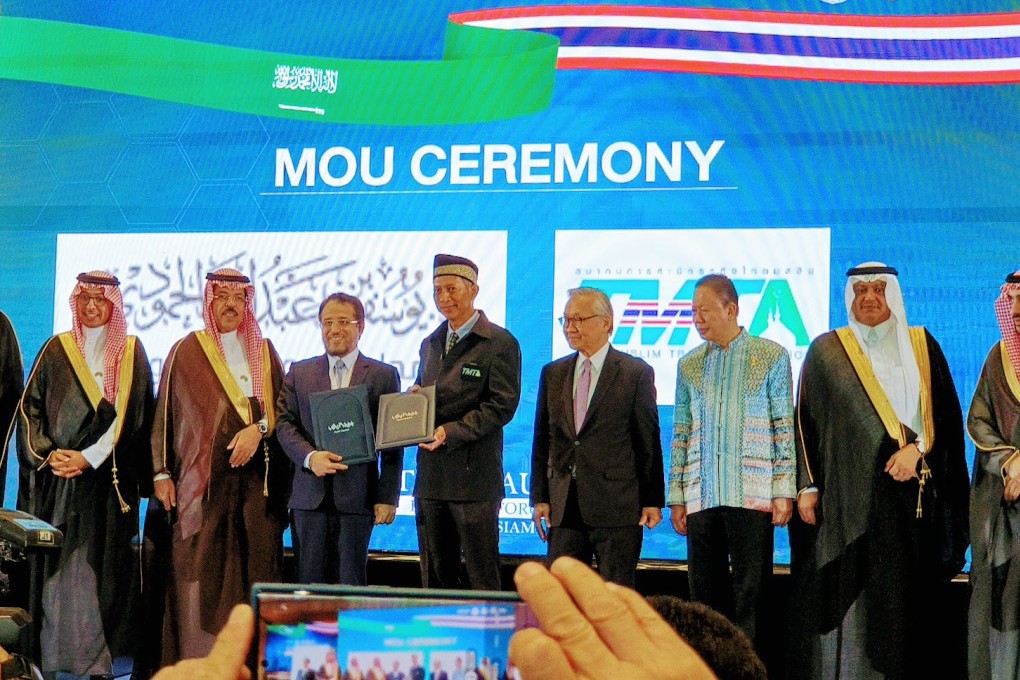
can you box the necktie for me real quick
[332,361,346,389]
[446,330,459,355]
[575,358,592,433]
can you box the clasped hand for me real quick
[1005,456,1020,502]
[50,449,88,478]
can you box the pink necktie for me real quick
[575,358,592,433]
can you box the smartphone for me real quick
[252,584,538,680]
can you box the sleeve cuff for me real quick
[1002,449,1020,480]
[153,472,171,482]
[81,442,111,469]
[303,451,316,470]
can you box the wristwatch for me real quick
[256,419,269,436]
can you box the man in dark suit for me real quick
[276,292,402,585]
[414,254,522,590]
[531,287,664,588]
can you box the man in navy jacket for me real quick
[276,292,402,585]
[413,254,522,590]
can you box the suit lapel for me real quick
[560,353,579,434]
[348,354,369,387]
[443,334,470,366]
[443,324,480,366]
[579,349,619,434]
[441,312,492,367]
[313,355,332,393]
[426,324,447,373]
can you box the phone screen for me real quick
[254,586,537,680]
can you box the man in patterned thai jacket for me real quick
[668,273,795,647]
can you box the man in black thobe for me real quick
[791,263,969,679]
[18,271,154,675]
[967,269,1020,680]
[0,309,23,507]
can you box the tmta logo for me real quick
[579,278,810,347]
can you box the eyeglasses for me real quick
[558,315,601,328]
[213,293,247,304]
[321,319,360,329]
[77,294,107,307]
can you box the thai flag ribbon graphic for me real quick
[450,5,1020,85]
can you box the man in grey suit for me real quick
[531,287,664,588]
[413,254,522,590]
[276,292,402,585]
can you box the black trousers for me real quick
[686,506,773,644]
[292,507,374,586]
[547,480,643,588]
[415,498,502,591]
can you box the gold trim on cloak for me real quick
[194,331,276,429]
[834,327,904,445]
[995,341,1020,478]
[18,336,59,465]
[195,330,253,425]
[196,332,277,498]
[795,362,815,486]
[260,341,276,432]
[56,333,137,440]
[908,327,935,451]
[156,341,182,474]
[835,326,936,517]
[110,337,136,512]
[57,332,102,410]
[1000,340,1020,405]
[833,327,935,448]
[56,333,137,512]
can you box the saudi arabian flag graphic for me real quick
[0,15,558,125]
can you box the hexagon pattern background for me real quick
[0,86,270,229]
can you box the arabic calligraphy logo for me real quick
[116,253,436,337]
[328,420,355,433]
[272,64,339,94]
[391,410,419,422]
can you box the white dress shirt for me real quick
[328,349,358,389]
[446,310,480,348]
[80,325,118,468]
[220,330,253,397]
[573,341,610,409]
[305,348,360,469]
[853,316,925,450]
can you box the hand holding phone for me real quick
[252,585,536,680]
[508,558,714,680]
